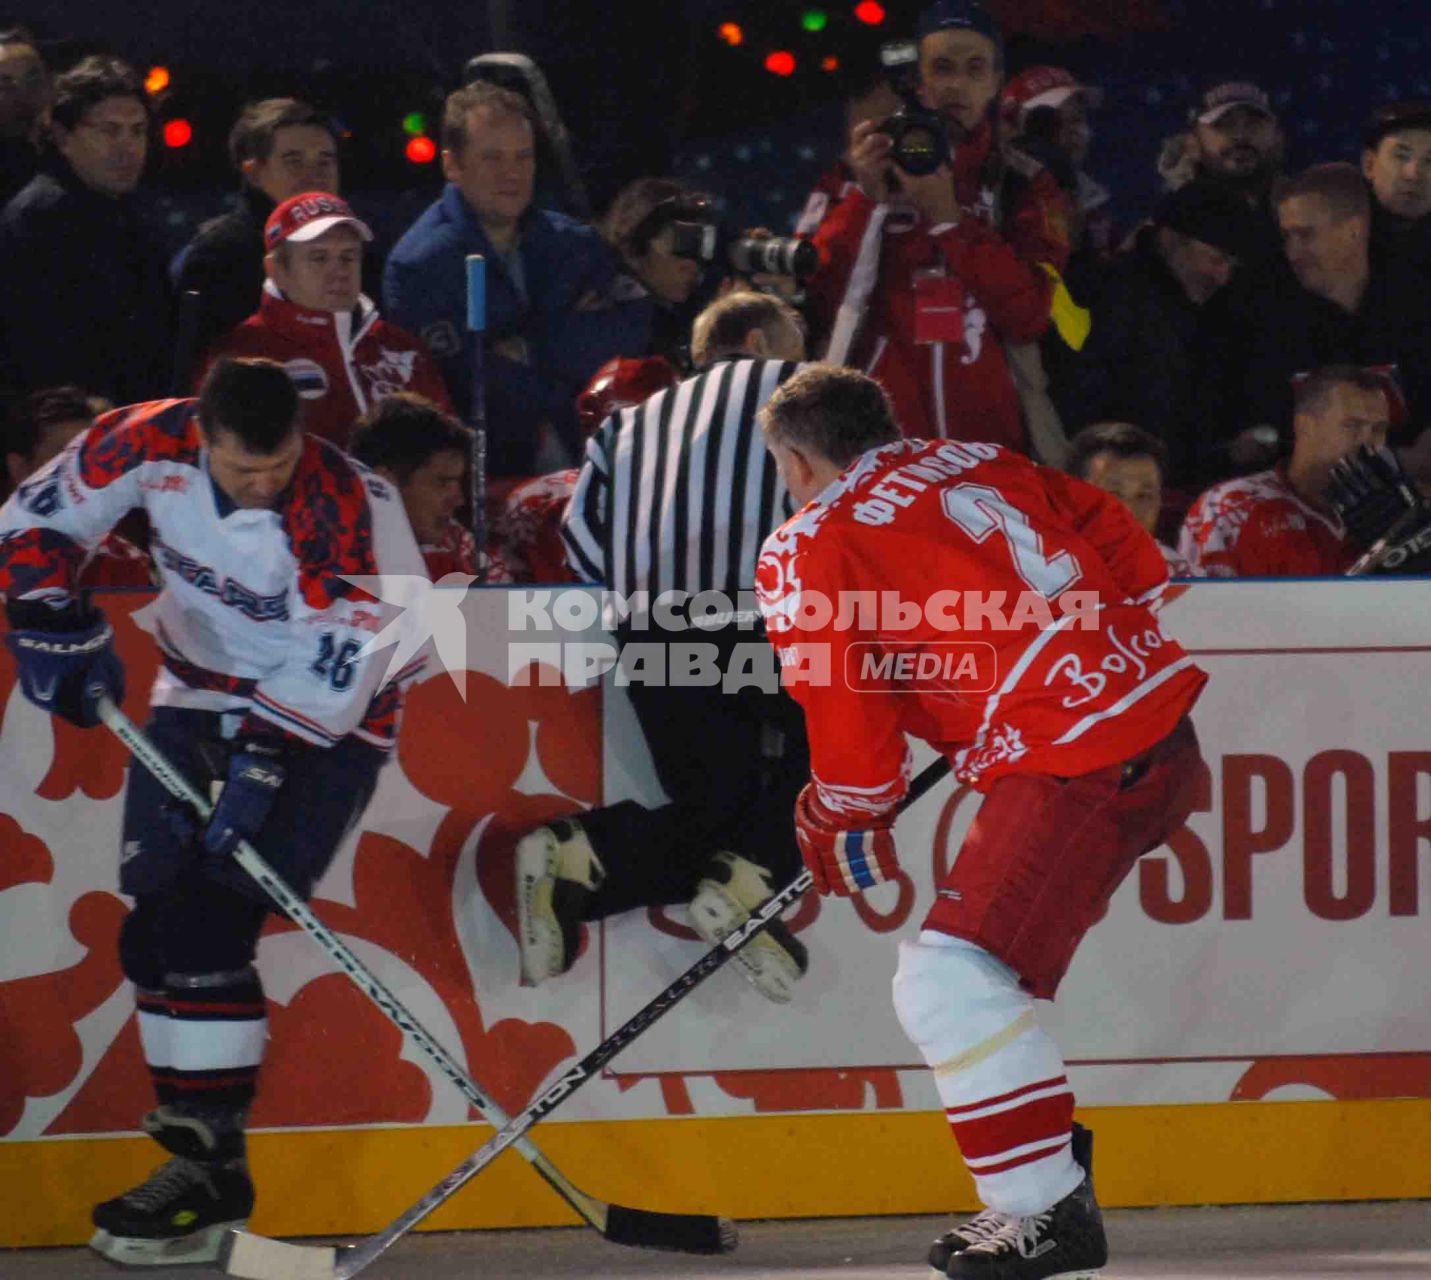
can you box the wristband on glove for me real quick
[794,781,900,897]
[3,596,125,728]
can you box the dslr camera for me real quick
[656,194,819,280]
[876,40,951,177]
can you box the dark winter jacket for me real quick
[1049,226,1220,485]
[0,165,172,405]
[383,184,643,476]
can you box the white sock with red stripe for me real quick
[135,967,268,1118]
[893,932,1082,1215]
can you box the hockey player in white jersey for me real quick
[0,358,427,1266]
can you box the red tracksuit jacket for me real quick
[200,285,453,448]
[806,122,1071,453]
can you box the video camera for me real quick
[651,194,820,281]
[876,39,950,177]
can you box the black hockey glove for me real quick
[1325,445,1431,575]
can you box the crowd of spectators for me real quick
[3,4,1430,585]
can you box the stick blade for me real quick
[603,1205,738,1255]
[222,1229,340,1280]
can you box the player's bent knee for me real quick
[892,934,1032,1061]
[118,904,166,990]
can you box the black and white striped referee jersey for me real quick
[562,357,803,607]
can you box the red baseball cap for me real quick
[264,192,374,251]
[1001,66,1099,126]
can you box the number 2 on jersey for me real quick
[940,483,1083,598]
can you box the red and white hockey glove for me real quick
[794,782,899,897]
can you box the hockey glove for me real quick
[3,597,125,728]
[1326,444,1431,575]
[203,739,287,858]
[794,782,899,897]
[1325,444,1425,549]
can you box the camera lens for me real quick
[893,123,945,176]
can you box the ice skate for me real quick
[929,1125,1094,1276]
[515,817,604,985]
[89,1108,253,1267]
[689,851,809,1003]
[943,1165,1106,1280]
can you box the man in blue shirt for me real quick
[385,83,638,475]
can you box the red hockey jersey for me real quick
[805,121,1071,451]
[756,438,1206,817]
[1179,465,1351,578]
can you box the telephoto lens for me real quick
[727,236,820,280]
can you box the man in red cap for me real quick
[198,192,451,448]
[1001,66,1112,267]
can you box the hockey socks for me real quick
[893,933,1081,1215]
[136,965,267,1113]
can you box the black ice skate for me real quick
[90,1109,254,1267]
[515,817,605,985]
[942,1164,1107,1280]
[689,852,809,1003]
[929,1124,1095,1276]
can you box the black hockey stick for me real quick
[221,755,954,1280]
[91,695,734,1268]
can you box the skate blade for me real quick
[222,1228,339,1280]
[689,889,798,1004]
[515,831,561,986]
[89,1219,245,1268]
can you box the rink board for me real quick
[2,581,1430,1245]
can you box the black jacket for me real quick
[1049,227,1218,486]
[1369,199,1431,277]
[1218,255,1431,445]
[173,183,275,358]
[0,165,173,405]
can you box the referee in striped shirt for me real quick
[516,292,815,1004]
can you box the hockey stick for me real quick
[91,695,734,1263]
[221,755,954,1280]
[465,254,489,584]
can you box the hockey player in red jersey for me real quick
[1181,365,1390,577]
[0,359,427,1266]
[754,366,1207,1280]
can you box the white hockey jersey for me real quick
[0,398,427,749]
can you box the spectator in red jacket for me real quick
[1180,365,1390,577]
[348,393,479,580]
[2,386,152,586]
[199,193,451,447]
[805,0,1073,453]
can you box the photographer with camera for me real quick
[805,0,1075,455]
[597,178,819,371]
